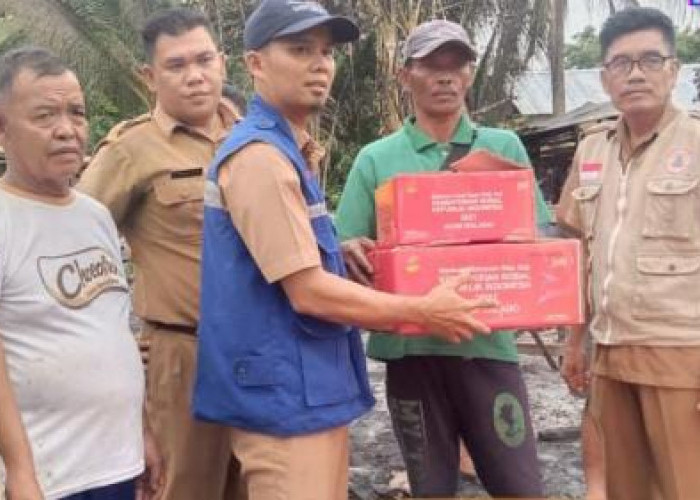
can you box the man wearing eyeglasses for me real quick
[557,7,700,500]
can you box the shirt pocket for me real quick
[572,184,602,239]
[632,254,700,322]
[152,174,205,238]
[233,355,283,387]
[153,173,204,205]
[231,355,285,428]
[642,177,699,240]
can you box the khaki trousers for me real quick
[230,425,349,500]
[143,325,243,500]
[590,374,700,500]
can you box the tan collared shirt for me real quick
[558,105,700,386]
[217,124,324,283]
[78,102,240,326]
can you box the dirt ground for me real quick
[348,349,587,499]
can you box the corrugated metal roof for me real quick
[513,64,700,114]
[520,101,619,134]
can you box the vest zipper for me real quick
[600,160,631,343]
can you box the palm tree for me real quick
[0,0,171,143]
[1,0,692,197]
[0,9,25,53]
[328,0,553,129]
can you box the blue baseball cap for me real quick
[244,0,360,50]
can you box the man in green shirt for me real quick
[335,20,547,498]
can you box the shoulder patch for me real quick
[579,121,615,139]
[92,113,151,153]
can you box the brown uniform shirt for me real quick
[557,105,700,387]
[217,127,324,282]
[78,103,240,326]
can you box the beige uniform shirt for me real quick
[558,105,700,387]
[217,127,324,282]
[78,103,239,326]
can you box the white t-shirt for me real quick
[0,187,144,499]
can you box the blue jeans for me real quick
[61,479,135,500]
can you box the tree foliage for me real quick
[677,28,700,64]
[565,26,600,69]
[564,24,700,70]
[0,0,694,200]
[0,0,169,144]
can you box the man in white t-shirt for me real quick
[0,47,163,500]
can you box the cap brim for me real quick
[274,15,360,44]
[410,39,477,61]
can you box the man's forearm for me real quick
[282,266,426,331]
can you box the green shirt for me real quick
[335,115,551,362]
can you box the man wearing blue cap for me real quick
[193,1,498,498]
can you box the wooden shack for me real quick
[518,101,618,204]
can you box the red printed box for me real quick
[375,169,536,248]
[372,239,583,332]
[449,149,529,173]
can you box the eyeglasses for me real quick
[603,53,674,77]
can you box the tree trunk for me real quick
[550,0,566,116]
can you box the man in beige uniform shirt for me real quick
[78,9,241,500]
[557,7,700,500]
[195,1,499,498]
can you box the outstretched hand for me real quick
[419,273,497,344]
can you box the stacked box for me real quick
[371,240,583,332]
[375,170,536,248]
[371,149,584,331]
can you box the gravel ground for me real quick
[133,294,586,498]
[349,350,587,499]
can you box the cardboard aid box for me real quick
[375,169,536,248]
[448,148,528,173]
[372,239,584,332]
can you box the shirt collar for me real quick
[289,122,311,150]
[404,114,476,152]
[151,105,179,137]
[289,122,326,174]
[608,103,680,145]
[152,101,241,142]
[609,104,680,163]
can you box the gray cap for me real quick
[244,0,359,50]
[402,20,477,63]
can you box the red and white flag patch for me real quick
[579,162,602,184]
